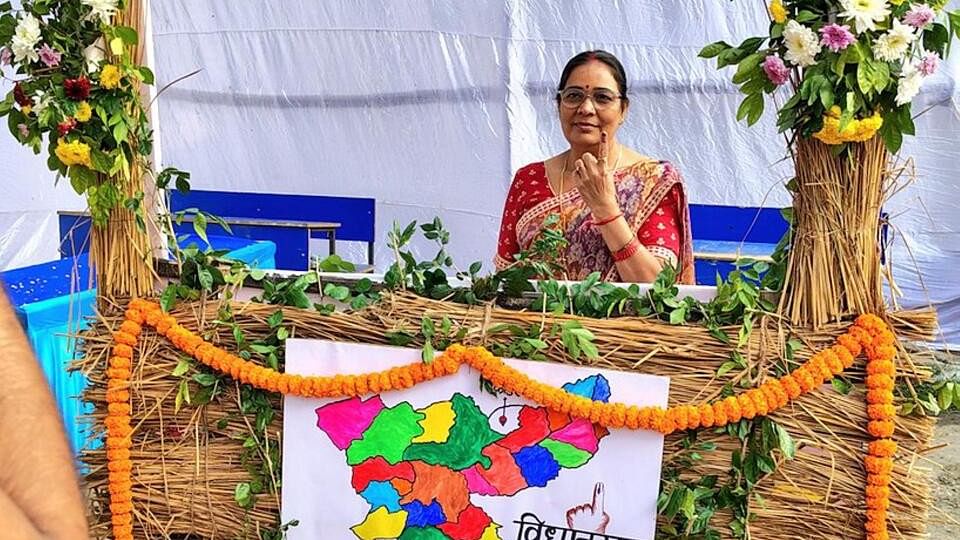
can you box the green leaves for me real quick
[856,56,890,96]
[699,41,733,58]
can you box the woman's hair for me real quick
[556,50,629,108]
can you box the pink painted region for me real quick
[464,464,499,496]
[315,396,385,450]
[550,418,599,453]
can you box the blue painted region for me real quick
[689,204,789,244]
[359,481,401,513]
[170,190,376,269]
[401,499,446,527]
[513,445,561,488]
[562,375,611,402]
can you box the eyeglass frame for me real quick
[555,87,625,110]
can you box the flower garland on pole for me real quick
[0,0,167,299]
[106,299,897,539]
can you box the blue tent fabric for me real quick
[0,235,276,454]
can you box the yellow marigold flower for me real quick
[75,101,93,122]
[890,0,905,5]
[100,64,122,89]
[814,108,883,145]
[21,105,32,115]
[55,139,93,167]
[769,0,787,23]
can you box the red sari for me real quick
[495,158,695,284]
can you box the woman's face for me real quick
[558,61,627,151]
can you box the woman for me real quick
[495,50,694,284]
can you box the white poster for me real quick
[282,339,670,540]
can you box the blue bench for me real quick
[689,204,788,285]
[169,191,376,271]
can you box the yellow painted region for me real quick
[411,401,456,443]
[480,522,502,540]
[350,507,408,540]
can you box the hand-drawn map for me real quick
[282,340,669,540]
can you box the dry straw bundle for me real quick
[75,294,942,539]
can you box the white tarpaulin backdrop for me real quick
[1,1,958,339]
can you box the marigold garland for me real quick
[106,300,898,540]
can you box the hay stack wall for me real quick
[78,293,938,539]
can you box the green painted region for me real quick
[346,403,425,466]
[403,394,502,471]
[398,527,452,540]
[540,438,593,468]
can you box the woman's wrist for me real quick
[590,201,621,222]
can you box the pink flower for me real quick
[762,54,791,85]
[819,24,856,53]
[37,43,61,67]
[918,52,939,76]
[17,123,29,138]
[903,5,935,29]
[0,47,11,66]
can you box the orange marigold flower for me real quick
[866,532,889,540]
[108,459,133,473]
[867,360,896,377]
[865,455,893,476]
[866,485,890,500]
[724,396,742,423]
[672,406,688,431]
[637,407,654,431]
[114,331,138,346]
[868,420,895,438]
[107,367,131,380]
[866,374,894,392]
[867,404,896,421]
[698,403,715,428]
[837,333,862,357]
[822,350,844,374]
[794,369,816,393]
[780,375,801,399]
[865,508,887,528]
[866,389,892,405]
[111,513,133,527]
[736,393,756,420]
[658,413,676,435]
[119,319,142,336]
[849,326,873,347]
[685,405,700,430]
[107,448,131,461]
[867,473,891,487]
[712,401,729,427]
[610,403,627,428]
[113,344,133,358]
[750,389,769,416]
[866,495,890,510]
[874,345,896,363]
[624,406,640,430]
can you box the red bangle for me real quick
[612,236,642,262]
[589,212,623,227]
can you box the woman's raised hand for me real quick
[574,131,620,220]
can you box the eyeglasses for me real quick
[557,88,623,110]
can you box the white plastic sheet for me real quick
[1,0,958,340]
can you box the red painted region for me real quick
[350,456,414,493]
[497,406,550,452]
[547,409,571,431]
[438,505,493,540]
[476,443,527,496]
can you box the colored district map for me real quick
[314,375,612,540]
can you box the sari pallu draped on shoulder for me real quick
[496,158,695,284]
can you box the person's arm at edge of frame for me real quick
[0,285,88,539]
